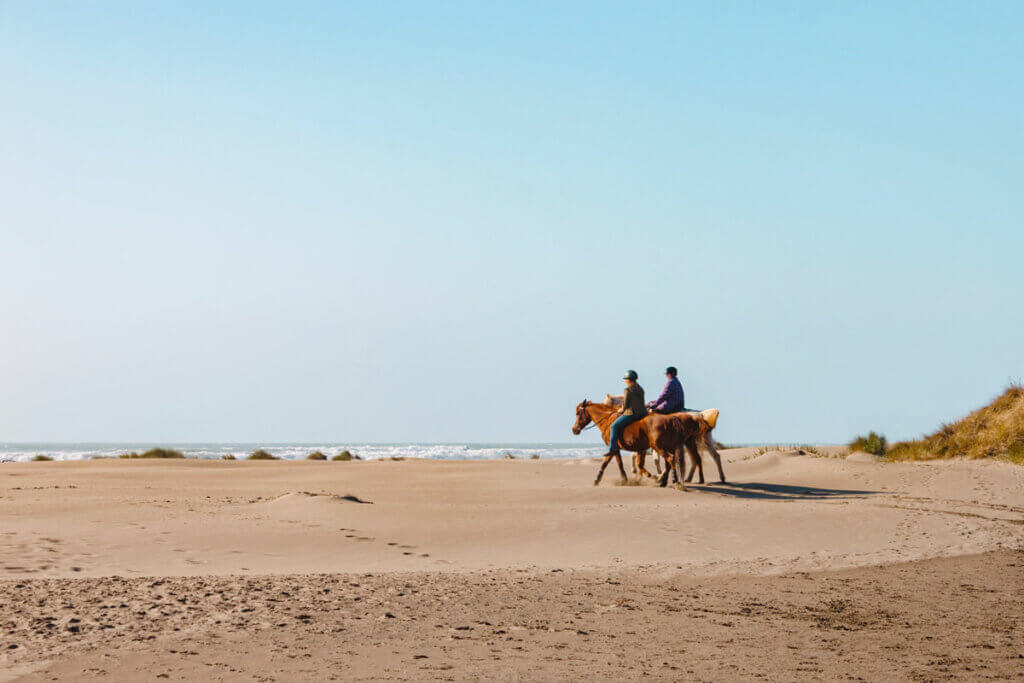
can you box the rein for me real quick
[580,404,618,433]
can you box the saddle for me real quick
[603,394,718,429]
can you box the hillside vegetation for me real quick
[887,384,1024,464]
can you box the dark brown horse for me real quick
[571,400,720,488]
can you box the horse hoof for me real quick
[593,479,600,486]
[673,483,687,492]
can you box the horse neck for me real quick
[585,404,616,442]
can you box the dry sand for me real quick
[2,449,1023,680]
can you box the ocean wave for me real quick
[0,442,606,463]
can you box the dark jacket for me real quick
[650,377,685,412]
[622,383,648,418]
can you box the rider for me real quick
[648,366,685,414]
[606,370,647,457]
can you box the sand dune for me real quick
[1,451,1022,680]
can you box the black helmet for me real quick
[665,366,678,377]
[623,370,638,381]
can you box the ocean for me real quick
[0,442,606,463]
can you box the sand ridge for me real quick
[2,551,1022,681]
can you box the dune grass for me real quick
[248,449,278,460]
[120,448,185,459]
[331,450,356,461]
[848,432,888,456]
[31,454,53,462]
[306,451,327,460]
[886,384,1024,464]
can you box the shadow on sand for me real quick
[689,481,879,501]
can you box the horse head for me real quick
[571,400,592,435]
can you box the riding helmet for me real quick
[623,370,638,380]
[665,366,677,377]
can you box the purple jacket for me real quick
[650,377,685,412]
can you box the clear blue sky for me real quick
[1,2,1021,444]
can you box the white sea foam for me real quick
[0,442,606,463]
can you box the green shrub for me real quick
[120,448,185,459]
[307,451,327,460]
[849,432,887,456]
[32,454,53,462]
[332,450,354,461]
[1007,441,1024,465]
[248,449,278,460]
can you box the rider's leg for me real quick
[607,414,636,455]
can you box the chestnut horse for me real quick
[571,401,727,486]
[603,396,727,484]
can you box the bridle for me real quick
[577,400,617,433]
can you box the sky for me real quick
[1,1,1021,445]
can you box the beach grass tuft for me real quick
[248,449,278,460]
[221,454,236,460]
[31,454,53,461]
[332,450,356,461]
[120,448,186,459]
[849,432,887,456]
[886,384,1024,463]
[306,451,328,460]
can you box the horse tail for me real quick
[699,408,719,430]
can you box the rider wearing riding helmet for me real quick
[605,370,647,458]
[648,366,685,414]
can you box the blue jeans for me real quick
[608,414,639,455]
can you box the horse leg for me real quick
[673,447,687,491]
[614,453,628,482]
[704,433,727,483]
[631,452,638,475]
[654,452,663,475]
[685,440,704,484]
[657,451,672,487]
[636,450,658,480]
[663,450,678,483]
[594,455,612,486]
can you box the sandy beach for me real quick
[6,1,1022,679]
[2,450,1023,680]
